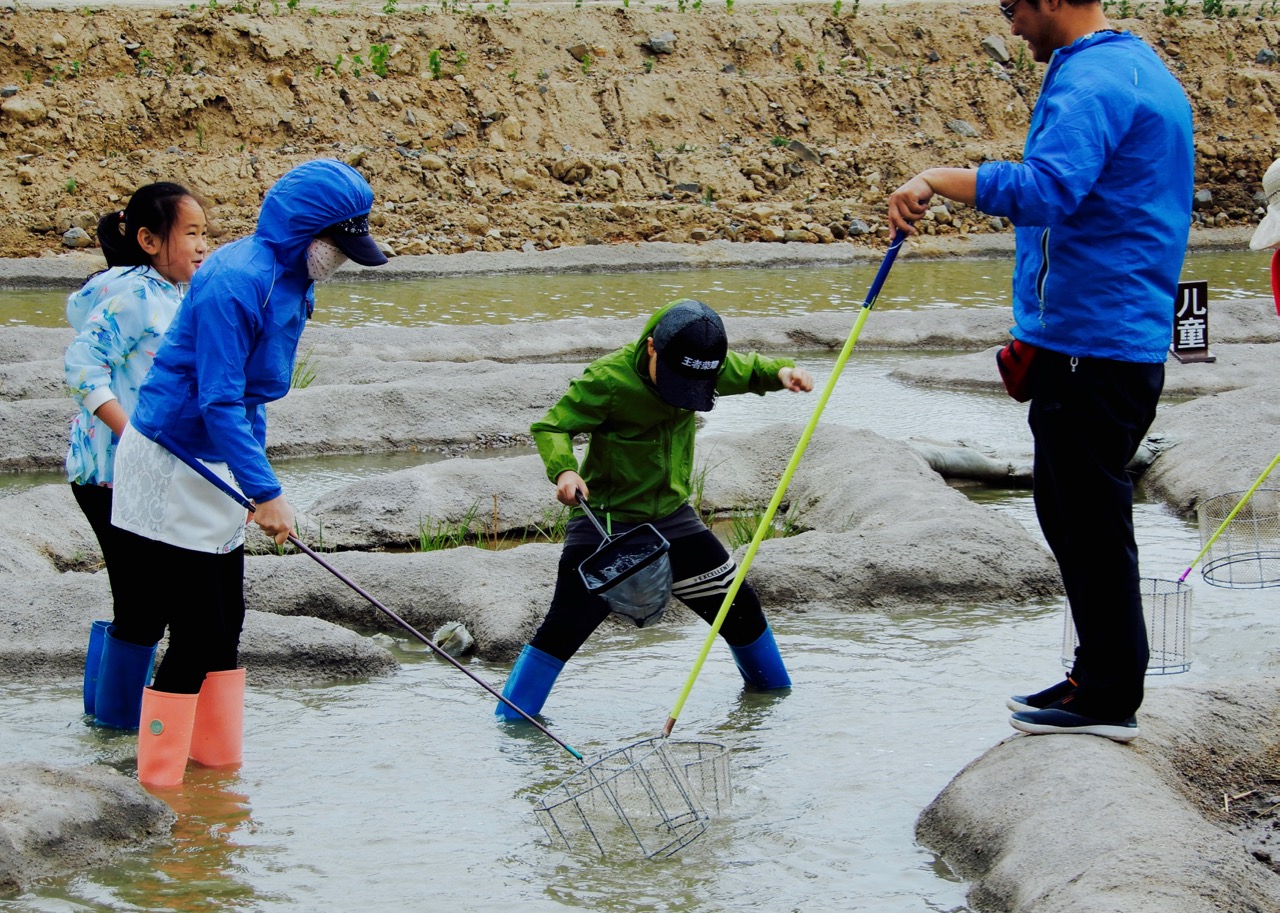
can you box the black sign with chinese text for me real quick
[1171,280,1215,364]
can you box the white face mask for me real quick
[306,238,348,282]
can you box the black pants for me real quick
[531,527,768,663]
[1029,350,1163,719]
[113,527,247,694]
[71,483,130,625]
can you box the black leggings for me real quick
[113,527,247,694]
[71,483,129,623]
[530,527,768,663]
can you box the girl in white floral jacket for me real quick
[64,182,208,729]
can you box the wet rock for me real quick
[2,564,399,683]
[0,763,174,894]
[1259,48,1277,65]
[919,683,1280,913]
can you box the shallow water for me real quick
[0,248,1269,328]
[4,493,1276,913]
[3,248,1278,910]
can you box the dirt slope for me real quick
[0,0,1276,259]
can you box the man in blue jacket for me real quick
[887,0,1193,741]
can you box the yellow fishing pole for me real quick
[1178,450,1280,583]
[663,230,908,737]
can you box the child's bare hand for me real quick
[555,470,588,506]
[778,367,814,392]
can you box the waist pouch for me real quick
[996,339,1038,402]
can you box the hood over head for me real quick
[255,159,377,269]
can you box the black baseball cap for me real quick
[322,213,388,266]
[652,300,728,412]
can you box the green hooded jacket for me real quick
[531,300,794,523]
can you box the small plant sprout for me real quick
[370,44,390,77]
[429,49,443,79]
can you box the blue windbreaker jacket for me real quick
[131,159,375,502]
[975,31,1193,363]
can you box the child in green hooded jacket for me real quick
[496,299,814,721]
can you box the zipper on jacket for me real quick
[1036,228,1051,327]
[1070,356,1079,373]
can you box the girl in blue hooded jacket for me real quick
[109,159,388,787]
[65,182,208,731]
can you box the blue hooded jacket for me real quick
[131,159,375,502]
[975,31,1193,363]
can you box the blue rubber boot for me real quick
[93,627,158,729]
[730,626,792,690]
[495,645,564,722]
[83,619,111,715]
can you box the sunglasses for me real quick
[1000,0,1023,19]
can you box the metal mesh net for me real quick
[533,738,731,859]
[1197,489,1280,589]
[1062,577,1191,675]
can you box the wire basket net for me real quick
[1062,577,1191,675]
[533,738,731,859]
[1197,489,1280,589]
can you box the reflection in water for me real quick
[123,770,258,912]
